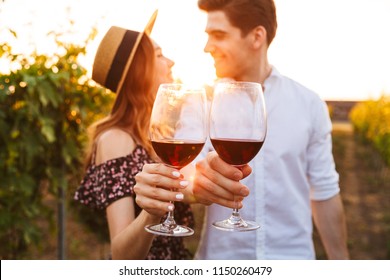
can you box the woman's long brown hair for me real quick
[84,34,156,168]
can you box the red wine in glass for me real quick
[209,81,267,232]
[146,83,207,237]
[151,140,205,169]
[210,138,264,166]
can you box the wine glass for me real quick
[209,81,267,231]
[145,83,208,236]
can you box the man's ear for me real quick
[252,26,267,49]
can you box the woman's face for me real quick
[153,41,175,87]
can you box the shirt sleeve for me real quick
[307,99,340,201]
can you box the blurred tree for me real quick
[0,26,114,259]
[350,94,390,166]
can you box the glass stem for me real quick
[162,194,177,231]
[229,198,243,225]
[229,166,245,225]
[163,201,176,229]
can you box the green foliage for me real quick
[0,28,114,258]
[349,95,390,165]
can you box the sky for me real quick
[1,0,390,101]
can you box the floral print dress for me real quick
[74,145,194,260]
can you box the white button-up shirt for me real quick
[194,67,339,260]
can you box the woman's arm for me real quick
[106,198,160,259]
[96,128,163,259]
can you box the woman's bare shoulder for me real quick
[95,128,136,164]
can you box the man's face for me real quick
[204,11,253,80]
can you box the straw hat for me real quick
[92,10,158,94]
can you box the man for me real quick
[191,0,349,259]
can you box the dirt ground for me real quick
[315,122,389,259]
[27,122,390,260]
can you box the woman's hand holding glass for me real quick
[143,83,207,237]
[134,163,190,217]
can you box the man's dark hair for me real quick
[198,0,277,45]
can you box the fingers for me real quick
[194,160,234,200]
[206,151,245,181]
[203,152,250,196]
[134,185,184,216]
[134,163,189,216]
[206,152,252,180]
[135,163,189,190]
[240,164,252,179]
[192,152,251,208]
[193,173,244,209]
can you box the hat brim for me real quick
[92,10,158,94]
[115,9,158,94]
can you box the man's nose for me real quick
[203,39,215,53]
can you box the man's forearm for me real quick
[312,194,350,259]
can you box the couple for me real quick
[74,0,349,260]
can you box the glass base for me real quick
[145,223,194,237]
[212,218,260,232]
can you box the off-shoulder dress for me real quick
[74,145,194,260]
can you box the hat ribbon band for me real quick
[106,30,138,92]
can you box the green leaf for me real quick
[41,124,56,143]
[40,117,56,143]
[37,79,61,108]
[10,129,20,139]
[22,74,38,89]
[48,71,70,88]
[8,28,17,38]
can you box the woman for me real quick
[74,12,194,260]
